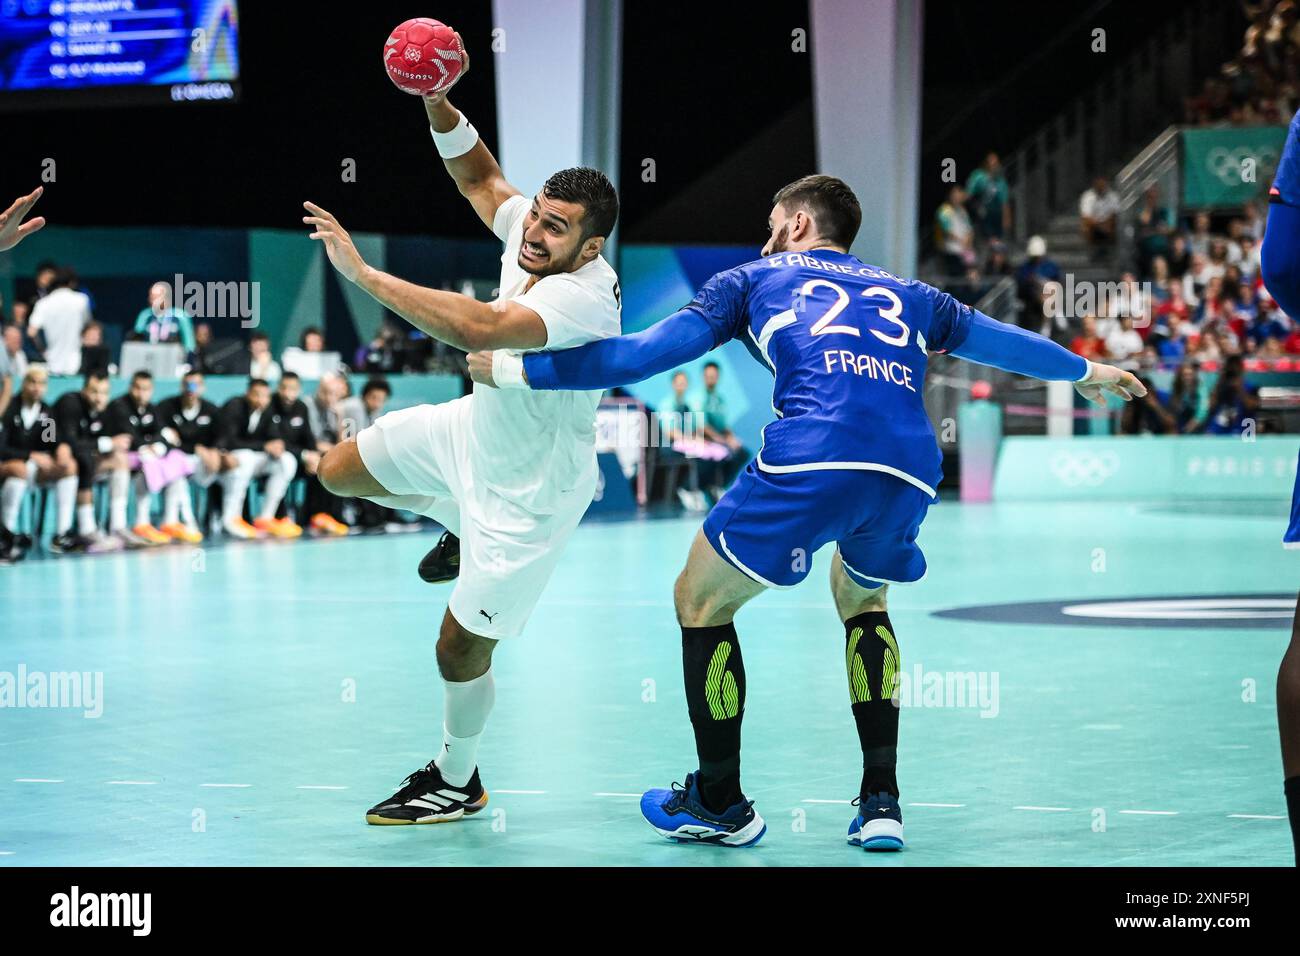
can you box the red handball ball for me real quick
[383,18,463,96]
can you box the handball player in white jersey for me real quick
[302,40,621,825]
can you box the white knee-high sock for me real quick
[1,476,26,530]
[133,473,152,527]
[108,468,130,531]
[76,501,96,536]
[434,668,495,787]
[163,481,196,526]
[258,454,297,519]
[55,475,77,534]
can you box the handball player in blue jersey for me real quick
[470,175,1144,850]
[1259,109,1300,865]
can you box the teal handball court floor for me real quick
[0,498,1295,866]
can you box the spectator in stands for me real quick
[302,373,350,535]
[964,152,1010,241]
[340,378,401,530]
[1168,361,1204,433]
[105,370,187,546]
[656,370,708,513]
[132,281,196,352]
[155,370,230,542]
[1106,316,1145,371]
[28,267,91,375]
[1079,176,1120,259]
[271,371,345,536]
[356,321,404,374]
[189,322,215,373]
[0,324,28,413]
[78,321,111,376]
[282,325,344,378]
[1166,234,1192,279]
[1188,211,1214,257]
[1135,185,1175,276]
[217,378,301,540]
[1120,373,1176,435]
[248,332,281,384]
[1014,235,1061,332]
[1201,354,1261,434]
[50,370,127,553]
[699,361,749,497]
[1070,315,1110,360]
[0,367,69,564]
[339,377,391,438]
[935,185,975,278]
[30,262,58,306]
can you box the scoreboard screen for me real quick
[0,0,240,109]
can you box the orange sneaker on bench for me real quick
[309,512,349,536]
[253,516,302,539]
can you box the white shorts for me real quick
[355,397,595,640]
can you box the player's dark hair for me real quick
[542,167,619,241]
[131,370,153,383]
[83,369,109,387]
[703,361,720,373]
[183,369,203,381]
[247,378,269,391]
[362,377,391,398]
[250,332,269,344]
[280,371,300,384]
[300,326,324,347]
[772,175,862,249]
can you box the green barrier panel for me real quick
[1181,126,1287,208]
[994,435,1298,500]
[38,373,462,412]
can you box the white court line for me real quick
[1228,814,1284,820]
[1013,805,1072,812]
[14,779,62,784]
[106,780,157,786]
[296,785,348,791]
[0,851,13,856]
[199,783,251,789]
[593,792,641,798]
[802,799,852,805]
[909,802,966,808]
[1120,809,1179,816]
[493,789,546,795]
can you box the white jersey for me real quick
[471,194,621,513]
[29,288,92,376]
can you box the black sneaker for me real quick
[365,760,488,825]
[0,533,32,564]
[49,531,84,555]
[417,531,460,583]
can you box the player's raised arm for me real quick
[422,35,521,231]
[303,201,544,351]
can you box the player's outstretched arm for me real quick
[950,309,1146,405]
[0,186,45,252]
[468,307,718,390]
[304,201,544,351]
[422,35,521,231]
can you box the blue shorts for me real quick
[702,462,932,589]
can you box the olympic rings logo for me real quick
[1204,145,1280,185]
[1049,451,1120,487]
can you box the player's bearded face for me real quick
[518,194,588,276]
[763,209,792,256]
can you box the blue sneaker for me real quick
[847,792,905,851]
[640,772,767,846]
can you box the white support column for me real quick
[810,0,924,274]
[490,0,622,265]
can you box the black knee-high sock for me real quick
[844,611,901,798]
[682,622,745,812]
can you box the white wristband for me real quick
[430,112,479,159]
[97,436,113,454]
[492,351,528,389]
[1076,359,1095,384]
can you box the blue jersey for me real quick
[685,249,974,497]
